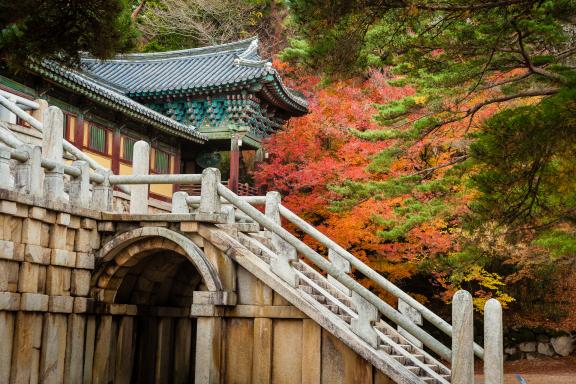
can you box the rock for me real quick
[551,335,575,357]
[518,342,537,352]
[537,342,555,356]
[526,352,538,360]
[536,334,550,343]
[504,347,517,355]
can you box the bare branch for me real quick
[408,155,469,177]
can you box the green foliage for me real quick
[0,0,135,67]
[366,147,403,174]
[377,198,448,241]
[533,231,576,259]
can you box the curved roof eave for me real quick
[29,60,207,144]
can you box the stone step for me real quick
[379,345,392,354]
[298,285,313,294]
[324,304,339,313]
[405,365,421,375]
[338,314,352,324]
[311,294,326,304]
[420,377,436,384]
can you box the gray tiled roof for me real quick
[80,38,308,114]
[29,60,206,143]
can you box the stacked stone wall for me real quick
[0,190,100,383]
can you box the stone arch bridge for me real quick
[0,98,504,383]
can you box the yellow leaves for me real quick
[413,95,427,105]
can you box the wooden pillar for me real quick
[111,129,121,175]
[74,113,84,149]
[484,299,504,384]
[229,134,240,194]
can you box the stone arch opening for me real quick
[90,227,223,384]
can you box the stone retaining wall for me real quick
[505,334,575,360]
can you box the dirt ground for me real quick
[475,356,576,383]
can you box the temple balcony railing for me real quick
[178,180,261,197]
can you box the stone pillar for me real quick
[172,191,190,213]
[451,290,474,384]
[195,317,223,384]
[92,169,112,211]
[327,249,351,296]
[69,160,90,207]
[44,164,65,202]
[0,94,17,123]
[351,291,379,348]
[397,299,423,348]
[42,106,64,162]
[484,298,503,384]
[130,140,150,214]
[0,146,13,189]
[199,168,221,217]
[31,99,49,125]
[266,191,298,287]
[229,133,240,194]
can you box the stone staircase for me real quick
[235,230,451,384]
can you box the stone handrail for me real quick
[0,93,130,194]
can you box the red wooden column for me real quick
[229,134,240,194]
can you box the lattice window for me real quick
[122,136,136,162]
[88,124,107,153]
[153,149,170,174]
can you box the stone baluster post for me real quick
[198,167,221,218]
[69,160,90,207]
[266,191,298,287]
[44,164,65,202]
[42,106,64,161]
[327,249,351,296]
[14,145,42,196]
[92,169,112,211]
[451,290,474,384]
[31,99,49,125]
[397,299,424,348]
[130,140,150,214]
[0,95,17,123]
[42,106,65,202]
[0,146,13,189]
[351,291,379,348]
[484,298,503,384]
[172,191,190,214]
[222,205,236,224]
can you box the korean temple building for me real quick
[0,37,308,200]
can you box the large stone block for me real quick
[551,335,575,356]
[21,218,43,245]
[49,295,74,313]
[46,266,71,295]
[0,291,20,310]
[0,214,23,242]
[20,292,49,311]
[24,244,51,264]
[49,225,68,250]
[0,239,15,261]
[76,252,95,270]
[18,262,44,293]
[51,249,77,268]
[71,269,91,296]
[0,259,19,291]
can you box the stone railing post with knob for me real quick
[0,146,13,189]
[451,290,474,384]
[484,298,503,384]
[397,299,424,349]
[327,249,351,296]
[69,160,90,207]
[92,169,112,211]
[172,191,190,214]
[351,291,379,348]
[265,191,298,287]
[198,167,221,219]
[130,140,150,214]
[42,106,65,202]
